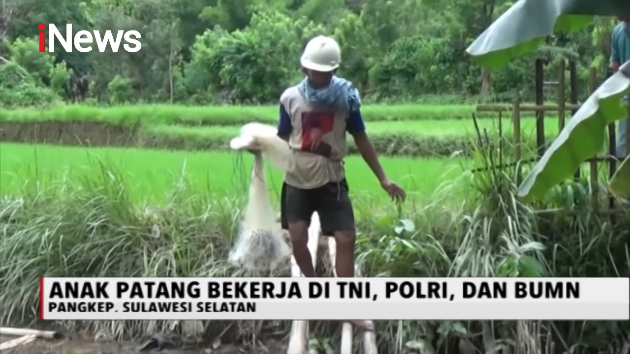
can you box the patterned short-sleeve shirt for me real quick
[278,86,365,189]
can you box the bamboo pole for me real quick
[476,104,581,112]
[606,68,617,210]
[570,61,581,181]
[326,238,353,354]
[287,213,321,354]
[535,59,545,157]
[0,335,37,351]
[513,100,522,183]
[358,266,378,354]
[513,100,521,161]
[0,328,61,339]
[470,156,616,173]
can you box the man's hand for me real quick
[380,178,406,202]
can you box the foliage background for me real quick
[0,0,619,106]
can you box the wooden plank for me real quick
[287,213,321,354]
[326,238,353,354]
[0,335,37,351]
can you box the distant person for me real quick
[610,16,630,157]
[254,36,406,331]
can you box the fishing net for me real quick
[228,123,293,271]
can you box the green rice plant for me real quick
[0,104,552,125]
[0,143,466,204]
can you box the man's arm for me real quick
[277,104,291,141]
[347,109,387,182]
[610,25,620,73]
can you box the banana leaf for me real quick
[609,155,630,197]
[517,61,630,200]
[466,0,630,69]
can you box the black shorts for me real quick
[280,179,355,236]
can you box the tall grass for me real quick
[0,147,628,353]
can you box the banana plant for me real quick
[466,0,630,69]
[465,0,630,201]
[518,63,630,200]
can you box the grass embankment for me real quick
[0,104,554,124]
[0,104,563,157]
[1,142,627,353]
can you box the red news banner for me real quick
[39,277,629,321]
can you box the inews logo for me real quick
[38,24,142,53]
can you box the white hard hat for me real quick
[300,36,341,72]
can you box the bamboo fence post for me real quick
[569,61,581,180]
[535,59,545,157]
[287,213,321,354]
[558,60,566,130]
[512,100,521,161]
[606,68,617,210]
[512,100,522,182]
[588,68,599,210]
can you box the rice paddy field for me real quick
[0,103,628,353]
[0,143,470,203]
[0,104,497,203]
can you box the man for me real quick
[610,16,630,157]
[274,36,405,331]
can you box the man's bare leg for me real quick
[288,221,316,277]
[334,230,374,332]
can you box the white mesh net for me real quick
[228,123,293,271]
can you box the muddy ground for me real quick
[0,121,237,152]
[0,121,138,148]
